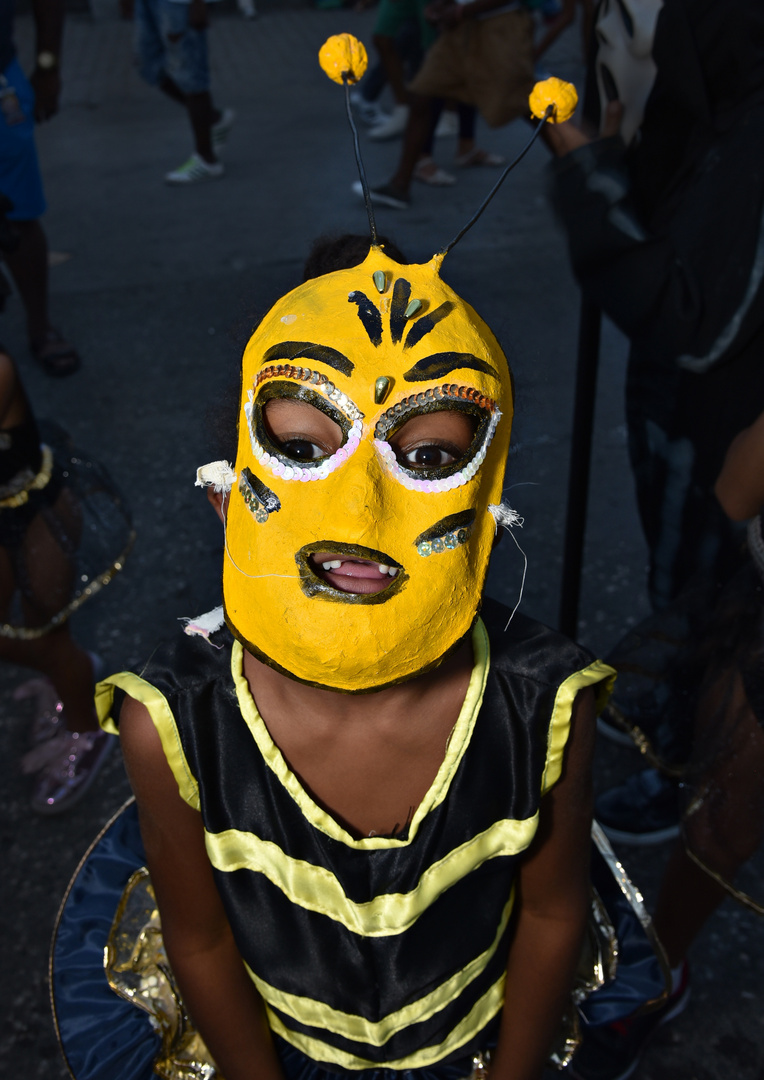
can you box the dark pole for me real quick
[558,294,602,638]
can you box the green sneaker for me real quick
[165,153,224,185]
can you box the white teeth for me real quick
[320,559,396,575]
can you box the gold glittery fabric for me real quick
[104,868,221,1080]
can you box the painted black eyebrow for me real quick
[348,291,383,346]
[262,341,353,377]
[403,352,500,382]
[390,278,412,345]
[404,301,455,350]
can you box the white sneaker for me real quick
[212,108,235,152]
[165,153,224,185]
[434,109,459,138]
[349,90,389,128]
[369,104,409,141]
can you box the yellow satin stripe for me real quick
[540,660,616,795]
[265,973,506,1071]
[95,672,200,810]
[230,620,490,850]
[243,892,514,1045]
[205,815,536,937]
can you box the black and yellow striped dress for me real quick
[97,598,613,1076]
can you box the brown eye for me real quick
[402,444,458,469]
[279,439,324,461]
[389,411,477,471]
[264,397,343,461]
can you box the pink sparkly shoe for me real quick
[14,676,66,743]
[17,652,104,745]
[29,729,115,815]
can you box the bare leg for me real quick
[4,220,80,374]
[457,103,477,158]
[0,532,96,733]
[158,73,220,163]
[158,71,187,104]
[388,94,436,196]
[187,91,218,163]
[0,628,98,732]
[5,219,50,347]
[653,671,764,966]
[373,33,409,105]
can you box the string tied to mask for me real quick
[489,501,527,631]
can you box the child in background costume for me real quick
[0,348,133,812]
[648,411,764,968]
[94,241,614,1080]
[570,410,764,1080]
[547,0,764,821]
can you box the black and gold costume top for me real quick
[97,599,614,1073]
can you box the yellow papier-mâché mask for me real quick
[223,247,513,692]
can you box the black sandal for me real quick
[30,330,81,377]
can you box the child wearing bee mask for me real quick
[93,244,614,1080]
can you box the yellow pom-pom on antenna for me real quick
[529,77,578,123]
[318,34,368,86]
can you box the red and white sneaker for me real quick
[569,964,690,1080]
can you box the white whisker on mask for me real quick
[196,460,237,493]
[221,512,294,582]
[488,502,527,631]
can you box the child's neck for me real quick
[241,639,475,839]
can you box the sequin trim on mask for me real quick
[373,384,497,442]
[239,468,271,522]
[414,510,475,555]
[244,367,365,483]
[414,518,475,557]
[373,384,501,492]
[417,526,473,556]
[252,365,363,422]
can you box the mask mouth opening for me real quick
[296,541,407,604]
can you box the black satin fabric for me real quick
[120,598,600,1068]
[273,1034,497,1080]
[50,801,497,1080]
[49,810,666,1079]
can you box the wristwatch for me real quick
[36,51,58,70]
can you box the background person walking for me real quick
[122,0,234,184]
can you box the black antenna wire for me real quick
[343,76,378,247]
[440,109,551,256]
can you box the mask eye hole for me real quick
[263,397,343,463]
[389,411,477,471]
[375,393,494,482]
